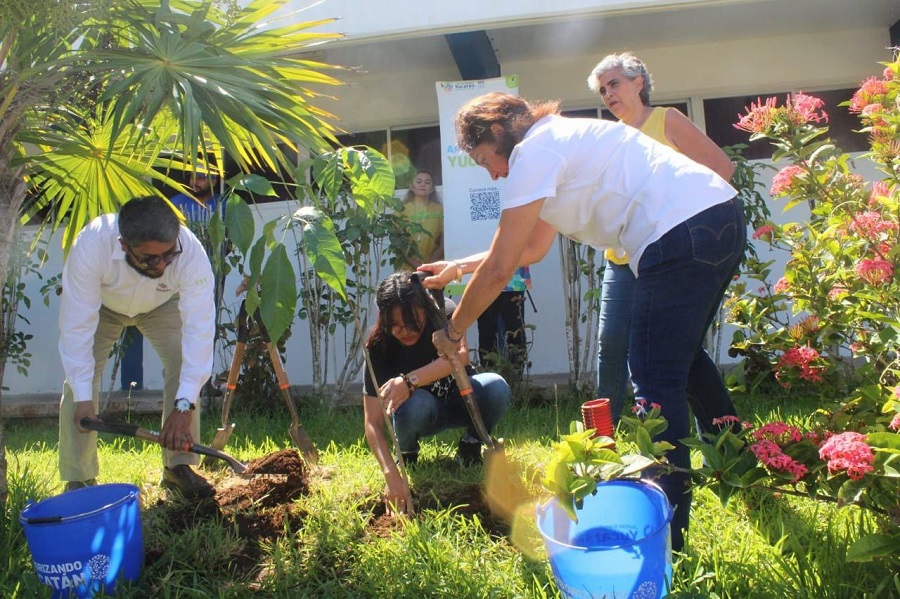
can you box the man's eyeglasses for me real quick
[126,239,183,269]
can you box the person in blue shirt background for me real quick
[169,169,222,223]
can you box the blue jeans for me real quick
[596,261,635,425]
[393,373,511,453]
[630,196,745,550]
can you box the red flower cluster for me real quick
[776,345,825,384]
[750,440,809,483]
[752,421,803,445]
[818,432,874,480]
[856,257,894,286]
[748,422,809,483]
[869,181,892,207]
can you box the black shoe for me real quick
[455,439,483,467]
[64,478,97,492]
[161,465,215,498]
[399,451,419,467]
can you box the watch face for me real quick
[175,398,193,412]
[408,374,419,386]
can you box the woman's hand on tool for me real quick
[379,377,411,415]
[160,411,194,451]
[416,260,455,289]
[432,325,462,363]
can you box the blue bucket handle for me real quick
[22,490,137,525]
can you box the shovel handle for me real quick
[80,418,247,474]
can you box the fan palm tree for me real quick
[0,0,349,503]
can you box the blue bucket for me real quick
[536,480,673,599]
[19,484,144,598]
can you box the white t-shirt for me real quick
[59,214,215,403]
[503,115,736,272]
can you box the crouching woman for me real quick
[363,272,510,515]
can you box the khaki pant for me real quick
[58,295,202,482]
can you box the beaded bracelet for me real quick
[444,322,463,343]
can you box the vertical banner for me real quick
[436,76,519,271]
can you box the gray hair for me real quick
[587,52,653,107]
[118,196,181,245]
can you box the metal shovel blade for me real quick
[268,342,319,465]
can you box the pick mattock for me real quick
[410,273,500,451]
[411,272,533,522]
[357,318,414,515]
[205,301,251,465]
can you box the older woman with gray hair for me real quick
[587,52,735,428]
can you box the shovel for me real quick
[266,340,319,465]
[412,273,531,521]
[206,301,251,460]
[80,417,247,474]
[411,273,500,451]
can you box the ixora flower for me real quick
[752,224,775,242]
[848,76,890,113]
[856,256,894,285]
[819,432,875,481]
[770,164,806,197]
[734,96,779,133]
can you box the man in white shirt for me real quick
[58,196,216,498]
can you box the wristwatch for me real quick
[174,397,195,413]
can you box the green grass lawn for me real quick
[1,390,896,598]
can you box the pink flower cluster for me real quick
[856,257,894,286]
[889,413,900,432]
[734,97,779,133]
[869,181,892,207]
[752,225,774,241]
[849,76,889,114]
[849,211,897,240]
[752,421,803,445]
[786,92,829,126]
[750,440,809,482]
[818,431,874,480]
[777,345,825,384]
[827,285,848,301]
[749,422,809,482]
[711,415,741,429]
[734,92,829,134]
[770,165,805,196]
[772,277,790,294]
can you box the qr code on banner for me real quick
[469,187,501,221]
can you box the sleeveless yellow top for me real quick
[605,106,680,265]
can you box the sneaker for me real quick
[455,439,483,467]
[161,465,215,498]
[64,478,97,492]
